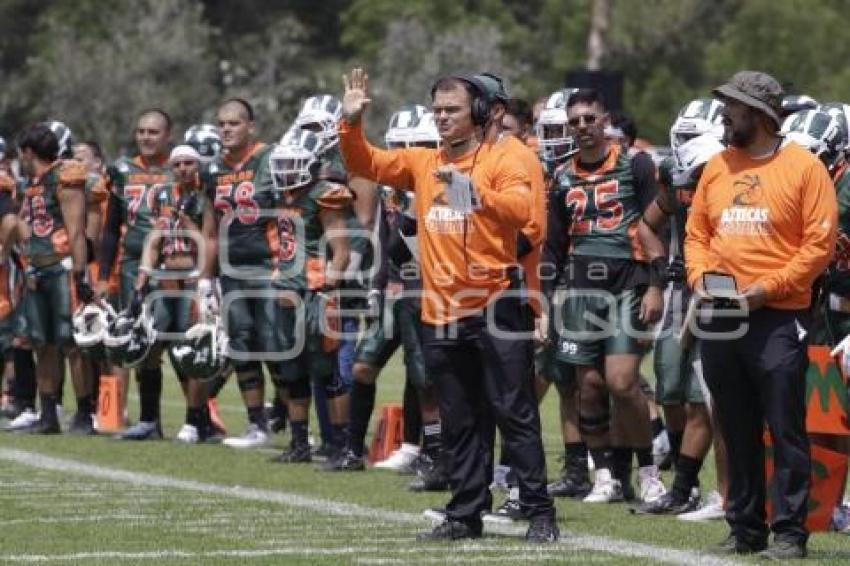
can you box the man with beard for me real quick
[685,71,837,559]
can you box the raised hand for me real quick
[342,68,371,124]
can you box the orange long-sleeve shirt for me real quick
[684,141,837,310]
[502,135,546,315]
[339,120,531,325]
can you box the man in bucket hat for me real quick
[685,70,838,559]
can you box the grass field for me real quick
[1,354,849,565]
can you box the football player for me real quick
[634,132,725,515]
[326,106,443,483]
[133,144,218,443]
[205,98,281,449]
[267,127,352,463]
[547,89,667,504]
[17,123,93,433]
[98,109,174,440]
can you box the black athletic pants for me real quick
[700,307,810,545]
[422,291,554,527]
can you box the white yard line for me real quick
[0,448,739,566]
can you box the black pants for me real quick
[422,293,554,526]
[701,307,810,544]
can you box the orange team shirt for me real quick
[684,141,837,310]
[498,135,546,315]
[339,120,531,325]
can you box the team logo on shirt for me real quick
[424,191,473,234]
[719,174,772,236]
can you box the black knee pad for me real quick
[236,372,263,392]
[288,375,311,400]
[579,412,611,436]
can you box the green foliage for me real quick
[1,0,849,150]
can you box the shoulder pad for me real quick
[58,160,87,188]
[316,182,353,210]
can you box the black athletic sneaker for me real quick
[633,489,699,515]
[547,466,592,498]
[525,516,560,543]
[408,456,449,492]
[711,534,768,555]
[311,443,338,463]
[320,449,365,472]
[270,443,312,464]
[68,412,96,436]
[758,538,807,560]
[21,416,61,435]
[416,519,482,541]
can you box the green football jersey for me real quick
[108,156,173,259]
[277,180,353,291]
[205,143,278,267]
[552,146,649,260]
[22,160,87,260]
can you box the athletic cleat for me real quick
[115,420,162,441]
[583,468,624,503]
[633,487,700,515]
[320,449,365,472]
[758,539,807,560]
[68,412,96,436]
[652,429,670,467]
[677,490,724,522]
[222,424,269,448]
[374,443,420,473]
[5,408,39,431]
[175,423,200,444]
[710,534,767,555]
[20,416,61,435]
[270,443,312,464]
[547,465,592,498]
[525,516,560,543]
[638,465,667,503]
[310,443,338,463]
[416,519,481,541]
[422,507,447,524]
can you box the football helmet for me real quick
[293,94,343,153]
[781,108,843,171]
[671,132,725,189]
[819,102,850,153]
[781,94,819,115]
[168,316,230,382]
[46,120,74,159]
[0,135,6,160]
[385,105,440,149]
[669,98,724,150]
[270,127,322,191]
[184,124,222,162]
[103,303,156,368]
[72,303,116,354]
[535,88,580,163]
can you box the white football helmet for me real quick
[669,98,725,150]
[385,105,440,149]
[270,127,323,191]
[72,303,116,349]
[671,132,725,188]
[103,303,156,368]
[781,108,843,170]
[184,124,222,162]
[781,94,819,115]
[169,316,231,382]
[535,88,579,163]
[819,102,850,153]
[293,94,343,153]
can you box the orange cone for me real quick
[96,374,124,432]
[368,404,404,464]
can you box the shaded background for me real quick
[0,0,845,155]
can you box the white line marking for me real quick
[0,448,740,566]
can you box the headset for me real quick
[430,74,497,127]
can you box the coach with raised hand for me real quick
[338,68,558,543]
[685,71,837,559]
